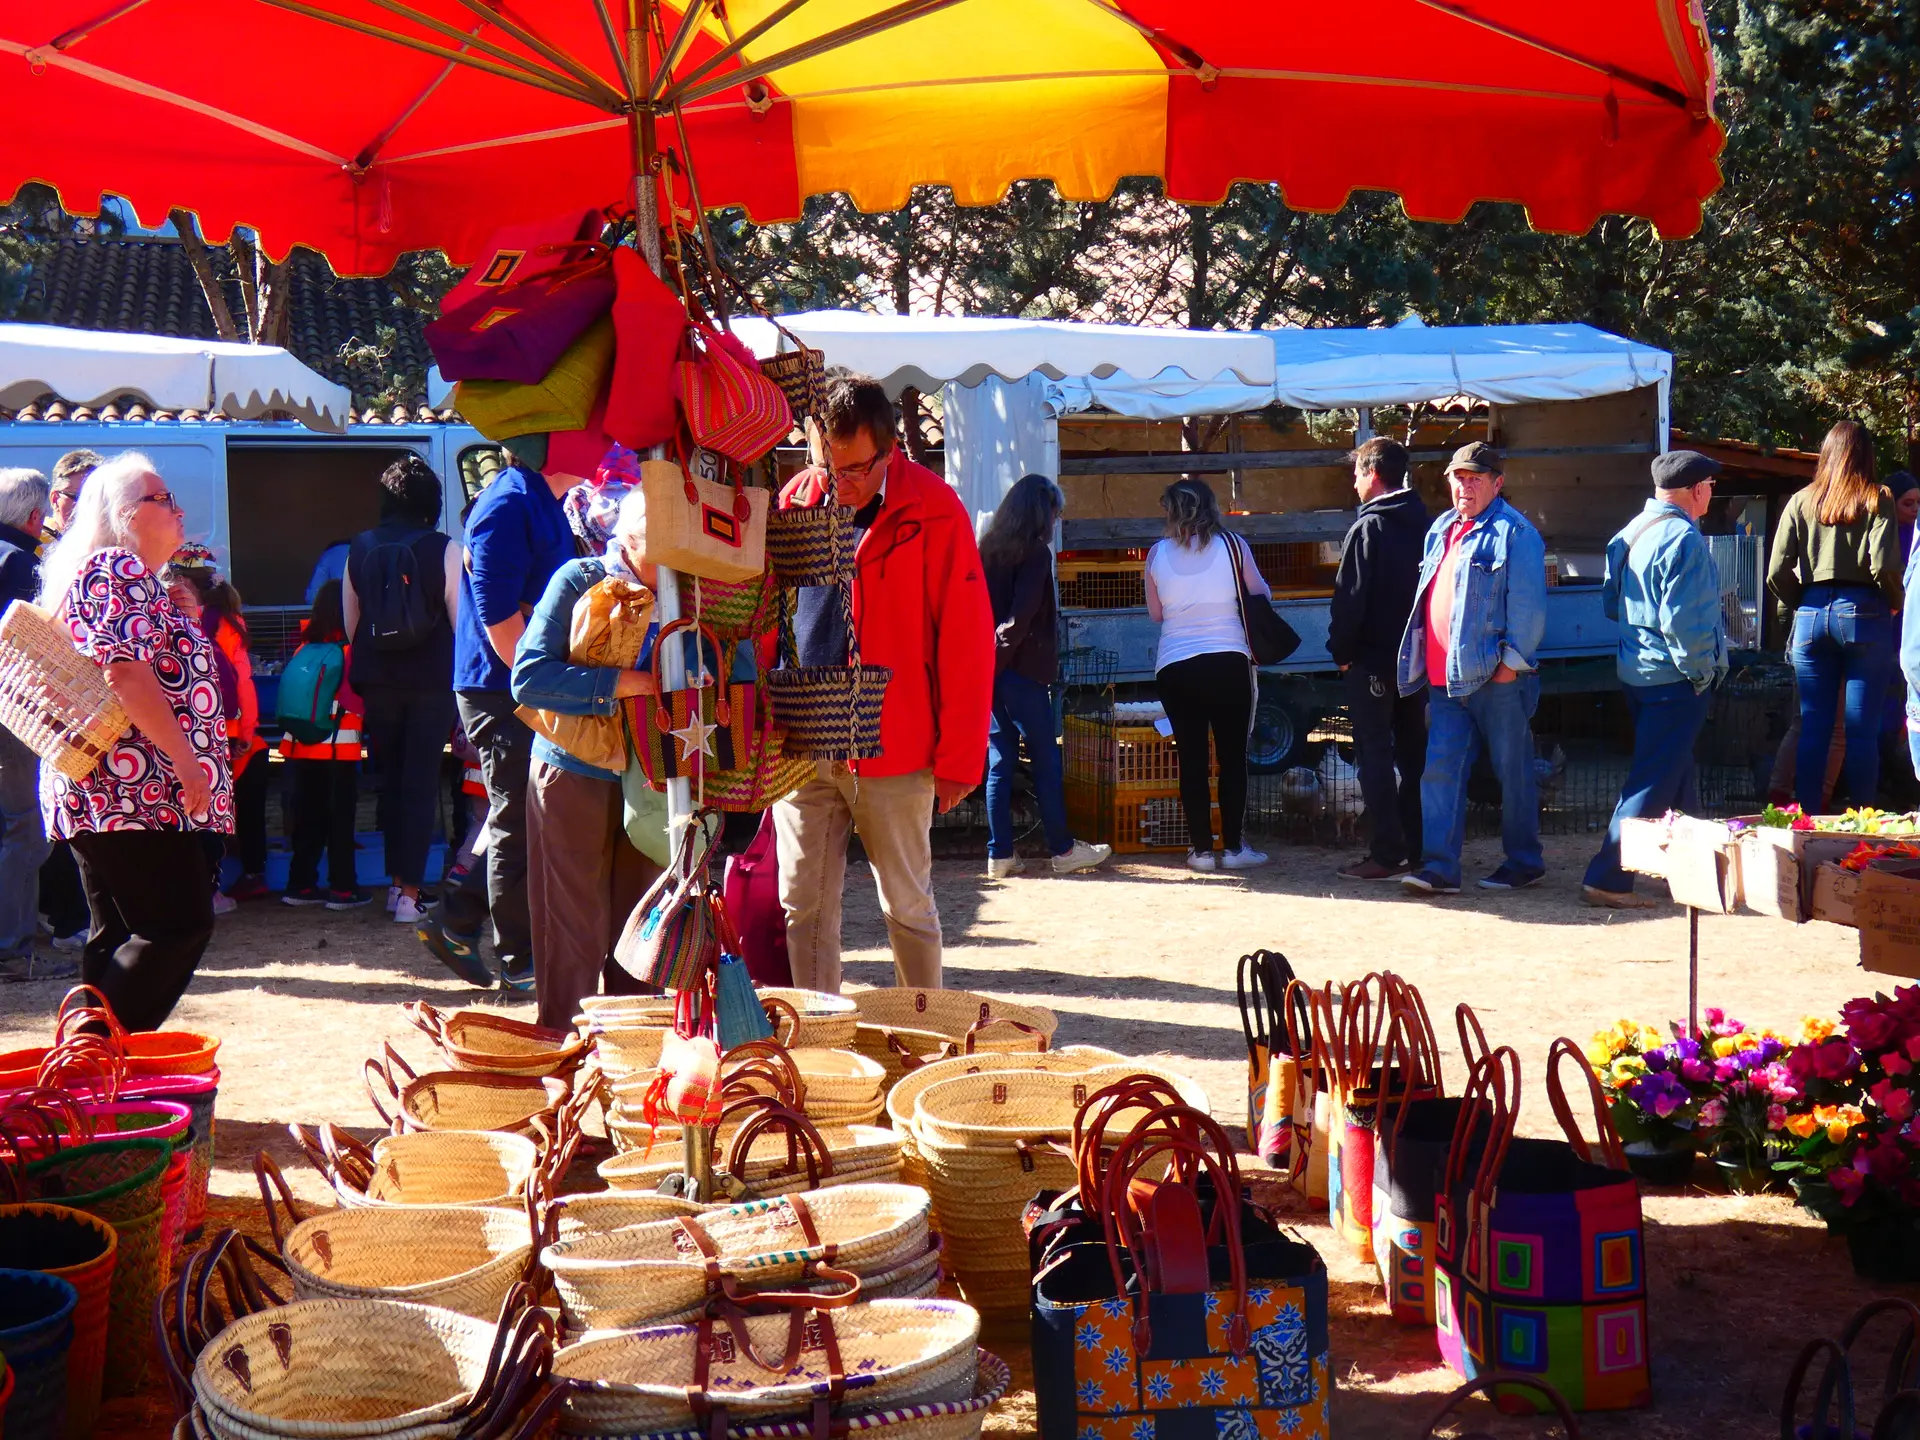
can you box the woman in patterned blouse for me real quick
[38,452,234,1030]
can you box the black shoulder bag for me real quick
[1227,531,1300,666]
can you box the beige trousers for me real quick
[772,764,940,995]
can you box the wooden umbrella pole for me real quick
[625,0,710,1203]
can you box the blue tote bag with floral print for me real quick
[1032,1105,1333,1440]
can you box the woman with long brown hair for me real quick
[1767,419,1903,811]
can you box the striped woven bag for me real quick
[674,322,793,464]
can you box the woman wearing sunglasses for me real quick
[38,452,233,1030]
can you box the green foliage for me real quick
[0,183,122,316]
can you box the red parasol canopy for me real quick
[2,1,1723,276]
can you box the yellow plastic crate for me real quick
[1063,716,1216,791]
[1058,559,1145,609]
[1066,775,1221,854]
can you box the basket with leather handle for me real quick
[853,987,1058,1085]
[758,330,827,424]
[0,599,129,781]
[764,499,859,590]
[597,1100,902,1198]
[154,1226,289,1419]
[279,1125,539,1210]
[757,989,859,1050]
[766,581,888,763]
[402,1001,585,1079]
[362,1043,570,1139]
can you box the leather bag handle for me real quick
[960,1015,1048,1055]
[1545,1036,1627,1171]
[1780,1336,1857,1440]
[1456,1003,1491,1078]
[725,1103,832,1191]
[1445,1046,1521,1204]
[1420,1372,1583,1439]
[252,1151,309,1251]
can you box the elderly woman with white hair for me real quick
[510,484,663,1030]
[38,451,232,1030]
[0,468,56,979]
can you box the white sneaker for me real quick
[1186,850,1217,873]
[394,895,428,925]
[1051,840,1112,876]
[1221,845,1270,871]
[986,855,1024,880]
[211,892,238,917]
[49,931,84,953]
[386,885,403,914]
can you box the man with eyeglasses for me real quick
[1581,450,1728,908]
[771,374,994,994]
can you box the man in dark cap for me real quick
[1582,450,1728,907]
[1396,442,1548,896]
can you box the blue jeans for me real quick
[0,729,47,956]
[1791,584,1895,812]
[1420,677,1543,886]
[1584,681,1712,893]
[986,672,1072,859]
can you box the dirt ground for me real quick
[2,831,1909,1439]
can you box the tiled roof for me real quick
[6,236,437,407]
[0,394,458,427]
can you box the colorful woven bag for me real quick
[765,501,858,588]
[1327,973,1441,1266]
[426,243,614,384]
[453,315,615,442]
[1282,979,1335,1205]
[1031,1105,1332,1440]
[1371,1003,1491,1327]
[636,450,767,585]
[630,621,754,789]
[1237,948,1296,1158]
[1434,1044,1652,1414]
[766,584,889,763]
[614,813,721,993]
[675,322,793,464]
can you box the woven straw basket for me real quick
[190,1296,524,1440]
[545,1193,708,1247]
[852,990,1057,1084]
[365,1051,568,1138]
[756,990,859,1050]
[598,1121,903,1197]
[764,504,858,589]
[279,1205,534,1320]
[554,1299,980,1436]
[577,995,678,1027]
[590,1025,670,1076]
[0,600,130,780]
[544,1184,931,1332]
[403,1002,584,1078]
[595,1348,1008,1440]
[290,1124,538,1210]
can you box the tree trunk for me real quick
[1186,205,1212,330]
[899,386,932,466]
[170,209,240,341]
[258,255,290,349]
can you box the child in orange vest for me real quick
[279,581,369,908]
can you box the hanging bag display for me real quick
[1434,1043,1652,1414]
[1236,948,1296,1159]
[636,448,768,585]
[1371,1002,1491,1326]
[759,325,827,425]
[452,314,615,441]
[606,245,690,451]
[426,243,615,384]
[1031,1105,1333,1440]
[766,548,889,763]
[675,322,794,465]
[631,621,754,789]
[613,812,722,993]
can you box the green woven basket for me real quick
[23,1136,171,1226]
[100,1202,164,1398]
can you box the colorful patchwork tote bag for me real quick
[1327,973,1442,1266]
[1282,979,1336,1205]
[1434,1042,1652,1414]
[1032,1105,1333,1440]
[1370,1002,1492,1326]
[1237,948,1297,1160]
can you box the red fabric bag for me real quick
[605,246,688,451]
[674,322,794,464]
[425,247,614,384]
[439,207,605,313]
[723,809,791,987]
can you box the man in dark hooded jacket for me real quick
[1327,438,1430,879]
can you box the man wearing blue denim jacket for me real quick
[1398,443,1548,895]
[1582,451,1728,907]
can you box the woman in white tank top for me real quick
[1144,480,1273,873]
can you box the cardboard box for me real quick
[1736,822,1916,923]
[1855,861,1920,978]
[1618,816,1741,913]
[1811,863,1861,928]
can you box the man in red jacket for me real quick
[773,375,995,993]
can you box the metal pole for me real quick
[1687,905,1699,1039]
[626,0,708,1203]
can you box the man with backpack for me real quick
[343,455,464,933]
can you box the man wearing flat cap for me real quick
[1397,442,1549,895]
[1582,450,1728,907]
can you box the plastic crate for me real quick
[1066,775,1221,854]
[1063,716,1216,790]
[1251,541,1337,591]
[1058,559,1145,609]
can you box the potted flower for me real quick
[1692,1009,1799,1192]
[1779,995,1920,1280]
[1588,1019,1709,1183]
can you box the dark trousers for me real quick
[289,759,359,892]
[457,689,533,976]
[1584,681,1712,894]
[1345,664,1426,868]
[39,842,89,939]
[526,759,658,1031]
[363,686,458,889]
[231,747,271,875]
[1156,651,1254,852]
[68,829,217,1032]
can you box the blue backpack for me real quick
[276,642,346,745]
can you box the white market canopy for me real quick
[0,323,352,434]
[729,311,1277,395]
